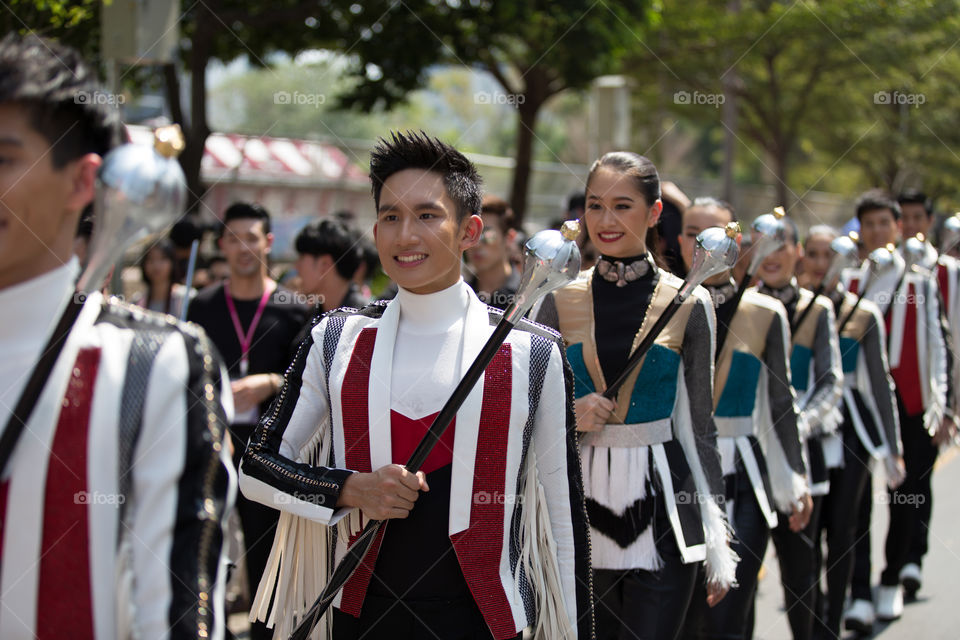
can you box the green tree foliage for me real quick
[630,0,960,216]
[319,0,656,222]
[0,0,100,59]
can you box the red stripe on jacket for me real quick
[886,282,924,415]
[338,328,382,617]
[37,346,100,640]
[450,344,516,639]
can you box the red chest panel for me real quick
[885,283,923,415]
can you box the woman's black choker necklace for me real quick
[760,282,798,306]
[595,254,653,287]
[705,280,737,306]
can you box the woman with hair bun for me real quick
[537,152,737,640]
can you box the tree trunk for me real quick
[163,11,214,216]
[509,90,549,226]
[722,0,740,208]
[773,144,790,210]
[721,82,737,207]
[184,21,212,216]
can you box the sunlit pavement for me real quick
[754,447,960,639]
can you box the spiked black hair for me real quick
[0,33,122,167]
[369,130,483,223]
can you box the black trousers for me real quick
[768,493,824,640]
[881,409,938,586]
[594,494,698,640]
[231,423,280,640]
[331,595,519,640]
[815,424,873,639]
[849,479,873,602]
[682,466,770,640]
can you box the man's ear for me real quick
[65,153,101,215]
[319,253,335,274]
[648,199,664,228]
[505,228,518,246]
[459,214,483,252]
[265,231,274,255]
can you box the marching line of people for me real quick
[2,32,958,640]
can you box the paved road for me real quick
[754,447,960,639]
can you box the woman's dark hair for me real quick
[139,239,179,309]
[586,151,664,265]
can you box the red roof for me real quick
[126,125,369,186]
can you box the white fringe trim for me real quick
[924,402,944,438]
[114,536,137,640]
[582,445,649,518]
[759,411,810,514]
[700,497,739,590]
[517,451,577,640]
[820,405,844,436]
[673,373,739,589]
[249,425,349,640]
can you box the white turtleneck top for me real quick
[0,258,79,419]
[390,280,468,419]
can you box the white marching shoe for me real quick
[900,562,922,597]
[844,598,876,634]
[875,584,904,621]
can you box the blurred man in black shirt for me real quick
[187,201,308,640]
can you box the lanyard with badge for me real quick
[224,280,273,377]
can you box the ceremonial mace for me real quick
[290,220,583,640]
[715,207,787,358]
[790,232,861,333]
[940,215,960,256]
[601,223,740,401]
[837,244,897,333]
[902,234,930,275]
[0,126,187,477]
